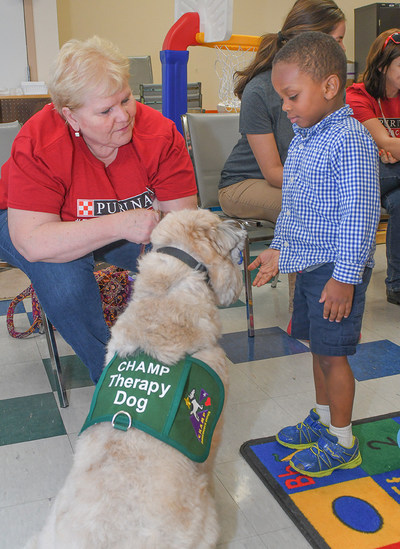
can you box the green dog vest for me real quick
[80,351,225,462]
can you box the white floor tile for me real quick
[239,353,314,399]
[271,390,317,426]
[217,535,268,548]
[0,331,42,364]
[0,359,51,399]
[216,398,293,463]
[361,373,400,408]
[57,385,95,435]
[0,499,53,549]
[260,527,313,548]
[214,476,258,544]
[226,364,270,404]
[215,459,293,534]
[0,437,73,508]
[353,380,399,420]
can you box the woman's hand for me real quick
[379,149,399,164]
[319,278,354,322]
[248,248,280,287]
[119,209,160,244]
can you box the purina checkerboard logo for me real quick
[78,200,94,217]
[76,190,154,218]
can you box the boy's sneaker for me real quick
[276,409,329,449]
[289,431,362,477]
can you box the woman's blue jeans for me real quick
[379,162,400,292]
[0,210,146,383]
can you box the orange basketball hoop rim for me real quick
[162,12,260,52]
[195,33,260,51]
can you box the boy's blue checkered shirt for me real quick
[270,105,381,284]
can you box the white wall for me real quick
[0,0,59,90]
[32,0,60,82]
[55,0,399,110]
[0,0,28,90]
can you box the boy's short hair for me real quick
[272,31,347,92]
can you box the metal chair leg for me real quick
[0,261,69,407]
[40,307,69,408]
[271,273,279,288]
[242,235,255,338]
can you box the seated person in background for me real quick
[249,32,380,476]
[0,36,197,383]
[218,0,346,223]
[219,0,345,312]
[346,29,400,306]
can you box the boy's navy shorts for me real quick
[291,263,372,356]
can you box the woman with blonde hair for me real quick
[0,36,197,382]
[347,29,400,305]
[218,0,346,224]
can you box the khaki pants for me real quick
[219,180,296,312]
[219,178,282,223]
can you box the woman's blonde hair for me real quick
[48,36,130,114]
[234,0,345,99]
[362,28,400,99]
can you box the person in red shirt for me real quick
[346,29,400,306]
[0,36,197,382]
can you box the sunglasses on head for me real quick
[382,32,400,52]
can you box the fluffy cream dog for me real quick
[26,209,246,549]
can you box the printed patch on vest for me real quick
[80,352,225,462]
[185,388,213,444]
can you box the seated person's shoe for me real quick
[387,289,400,305]
[276,409,329,449]
[289,431,362,478]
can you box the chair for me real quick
[0,97,51,125]
[0,261,68,407]
[0,121,21,166]
[0,121,68,407]
[140,82,202,112]
[181,112,276,337]
[128,56,154,98]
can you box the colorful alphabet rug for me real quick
[240,412,400,549]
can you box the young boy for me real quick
[249,32,381,477]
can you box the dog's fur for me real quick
[26,209,246,549]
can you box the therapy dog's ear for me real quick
[216,219,246,262]
[206,219,246,307]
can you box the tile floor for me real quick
[0,243,399,549]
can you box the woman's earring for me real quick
[75,130,80,137]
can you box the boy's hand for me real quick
[248,249,280,287]
[319,278,354,322]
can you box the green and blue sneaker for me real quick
[289,431,362,477]
[276,409,329,449]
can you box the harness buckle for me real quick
[111,410,132,431]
